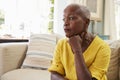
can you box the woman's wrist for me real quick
[73,48,82,54]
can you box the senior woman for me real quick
[48,4,111,80]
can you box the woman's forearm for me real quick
[68,35,92,80]
[51,71,68,80]
[74,51,92,80]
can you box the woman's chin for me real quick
[65,34,71,38]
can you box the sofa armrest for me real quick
[0,42,28,76]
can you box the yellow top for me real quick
[48,36,111,80]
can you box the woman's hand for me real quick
[68,35,82,53]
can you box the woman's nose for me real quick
[64,18,69,26]
[64,22,69,26]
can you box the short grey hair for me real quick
[79,5,90,20]
[65,4,90,20]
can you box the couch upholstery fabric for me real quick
[0,43,27,76]
[1,69,50,80]
[106,40,120,80]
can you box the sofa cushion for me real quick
[0,43,28,76]
[1,69,50,80]
[106,40,120,80]
[21,34,56,70]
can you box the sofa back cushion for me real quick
[21,34,56,70]
[105,40,120,80]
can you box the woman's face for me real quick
[63,6,87,38]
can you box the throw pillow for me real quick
[21,34,56,70]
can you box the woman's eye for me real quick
[69,17,74,20]
[62,16,76,21]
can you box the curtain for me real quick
[104,0,117,40]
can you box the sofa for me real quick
[0,34,120,80]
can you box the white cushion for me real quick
[21,34,56,69]
[1,69,50,80]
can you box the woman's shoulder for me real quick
[93,36,110,49]
[56,37,68,46]
[57,37,68,43]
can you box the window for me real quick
[0,0,54,39]
[48,0,54,33]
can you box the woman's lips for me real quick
[64,29,70,33]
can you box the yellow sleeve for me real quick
[89,45,111,80]
[48,40,65,75]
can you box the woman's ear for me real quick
[86,19,90,26]
[84,19,90,30]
